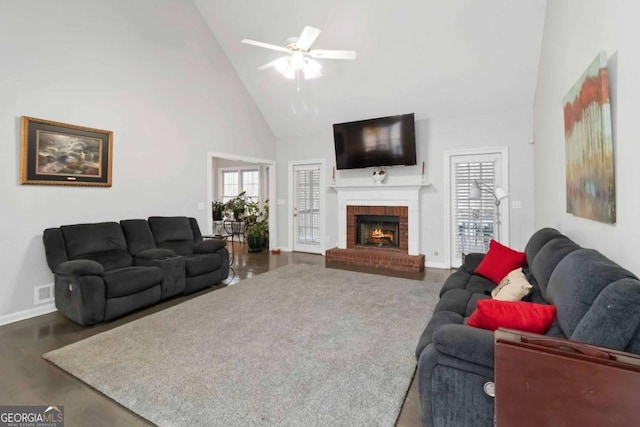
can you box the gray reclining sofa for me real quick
[43,216,229,326]
[415,228,640,426]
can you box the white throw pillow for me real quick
[491,267,532,301]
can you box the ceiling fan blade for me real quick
[296,26,321,50]
[309,49,357,60]
[241,39,289,53]
[257,57,289,70]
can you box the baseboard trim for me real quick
[0,303,56,327]
[425,261,448,269]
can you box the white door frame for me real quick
[288,159,326,255]
[207,151,277,250]
[443,146,509,267]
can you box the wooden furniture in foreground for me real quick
[494,328,640,427]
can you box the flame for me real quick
[370,228,394,242]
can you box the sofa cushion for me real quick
[491,268,532,301]
[184,253,222,277]
[103,266,164,299]
[76,250,133,271]
[571,278,640,351]
[43,228,69,272]
[529,236,580,298]
[467,299,556,334]
[435,289,491,317]
[440,270,495,297]
[415,311,464,359]
[546,249,638,338]
[148,216,194,243]
[61,222,128,258]
[474,240,526,284]
[135,248,175,260]
[524,227,563,266]
[194,239,226,253]
[120,219,157,255]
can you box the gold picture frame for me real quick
[20,116,113,187]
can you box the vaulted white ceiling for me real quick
[194,0,547,139]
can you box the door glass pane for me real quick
[455,161,496,257]
[296,168,320,244]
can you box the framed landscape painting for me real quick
[20,116,113,187]
[563,52,615,224]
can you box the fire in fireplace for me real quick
[356,214,400,248]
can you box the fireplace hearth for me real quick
[356,215,400,248]
[326,187,426,273]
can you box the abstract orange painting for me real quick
[563,52,615,224]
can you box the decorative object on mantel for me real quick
[372,168,387,184]
[421,161,426,183]
[20,116,113,187]
[563,51,615,224]
[332,166,336,185]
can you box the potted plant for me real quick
[212,200,225,221]
[243,198,269,252]
[245,220,268,252]
[225,191,249,220]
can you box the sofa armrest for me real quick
[432,324,495,368]
[194,239,226,254]
[460,252,485,273]
[55,260,104,276]
[135,248,175,260]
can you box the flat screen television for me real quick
[333,113,416,170]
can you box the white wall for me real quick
[276,109,535,266]
[533,0,640,274]
[0,0,275,320]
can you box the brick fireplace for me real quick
[326,184,427,272]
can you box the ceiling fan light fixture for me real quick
[303,59,322,79]
[243,25,356,83]
[283,67,296,79]
[290,52,305,69]
[274,57,289,73]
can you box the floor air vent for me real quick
[34,283,54,304]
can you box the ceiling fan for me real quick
[242,26,356,80]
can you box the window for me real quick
[220,168,260,204]
[294,166,320,244]
[241,170,259,201]
[453,159,498,257]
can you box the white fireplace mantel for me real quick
[330,183,429,256]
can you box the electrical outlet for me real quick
[198,202,205,210]
[511,201,522,209]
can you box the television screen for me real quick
[333,113,416,170]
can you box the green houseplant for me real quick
[224,191,249,221]
[212,200,225,221]
[243,198,269,252]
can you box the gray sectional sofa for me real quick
[415,228,640,426]
[43,216,229,326]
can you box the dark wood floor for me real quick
[0,245,451,426]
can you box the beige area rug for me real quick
[44,264,439,426]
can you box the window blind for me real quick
[295,168,320,244]
[454,161,496,256]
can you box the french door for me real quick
[291,163,322,254]
[448,150,507,267]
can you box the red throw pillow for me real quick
[474,239,526,284]
[467,299,556,334]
